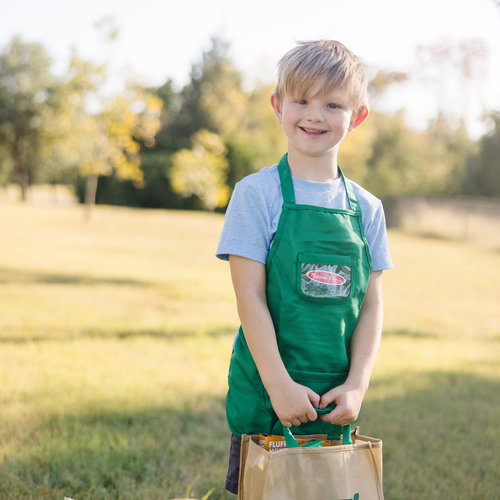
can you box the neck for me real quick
[287,150,340,182]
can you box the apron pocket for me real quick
[297,252,354,302]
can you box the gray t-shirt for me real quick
[217,164,393,271]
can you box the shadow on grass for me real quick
[0,267,150,287]
[0,326,237,344]
[110,326,237,341]
[1,371,498,499]
[0,395,233,500]
[382,328,442,340]
[383,328,500,343]
[358,370,499,499]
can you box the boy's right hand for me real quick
[269,380,320,428]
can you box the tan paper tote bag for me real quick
[238,426,383,500]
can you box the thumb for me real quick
[319,387,340,409]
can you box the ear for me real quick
[270,94,283,124]
[348,106,369,131]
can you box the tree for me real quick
[170,129,229,210]
[166,39,286,194]
[43,53,163,216]
[34,56,106,187]
[368,70,408,101]
[78,86,162,217]
[360,112,423,198]
[230,82,287,183]
[424,117,476,195]
[171,38,246,142]
[0,36,58,200]
[462,112,500,197]
[154,38,251,208]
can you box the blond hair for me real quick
[274,40,369,113]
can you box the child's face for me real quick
[271,82,362,162]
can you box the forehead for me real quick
[294,79,351,103]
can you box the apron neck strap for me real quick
[339,166,361,214]
[278,154,295,204]
[278,154,361,214]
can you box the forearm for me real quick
[235,289,291,392]
[235,282,321,427]
[229,255,291,393]
[346,270,384,394]
[346,299,383,394]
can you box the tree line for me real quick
[0,36,498,213]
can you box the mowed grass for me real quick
[0,201,498,499]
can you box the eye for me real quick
[296,99,308,105]
[327,103,339,109]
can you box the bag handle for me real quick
[367,441,385,500]
[281,407,353,447]
[316,406,353,445]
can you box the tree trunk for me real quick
[18,169,29,202]
[12,138,29,201]
[84,174,99,221]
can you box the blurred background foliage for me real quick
[0,34,498,212]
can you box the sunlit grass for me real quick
[0,201,498,499]
[0,203,237,341]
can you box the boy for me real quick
[216,40,393,494]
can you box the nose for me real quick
[306,102,324,122]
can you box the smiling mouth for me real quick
[300,127,327,135]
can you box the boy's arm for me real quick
[319,270,384,426]
[229,254,320,428]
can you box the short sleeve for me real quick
[362,200,394,271]
[216,181,273,264]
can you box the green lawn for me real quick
[0,202,498,499]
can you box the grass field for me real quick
[0,201,498,499]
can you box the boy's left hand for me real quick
[318,383,364,426]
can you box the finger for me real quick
[291,418,301,427]
[319,406,343,424]
[306,406,318,421]
[319,391,338,409]
[307,410,317,422]
[307,388,321,408]
[327,404,357,425]
[299,414,309,424]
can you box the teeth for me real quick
[302,127,324,133]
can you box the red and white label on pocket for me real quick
[306,270,346,285]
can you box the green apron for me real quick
[226,154,372,439]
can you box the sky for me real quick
[2,0,500,136]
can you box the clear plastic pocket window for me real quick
[298,254,353,300]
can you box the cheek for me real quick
[339,114,352,130]
[282,112,298,129]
